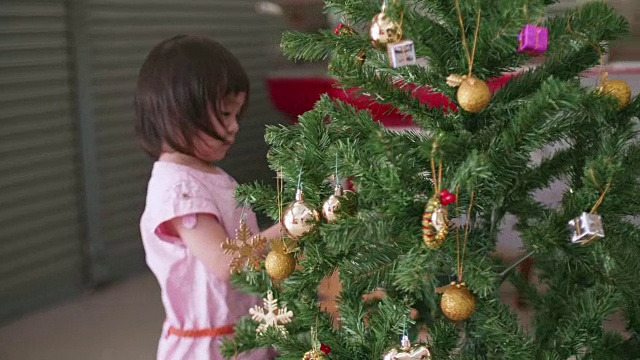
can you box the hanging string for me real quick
[380,0,404,27]
[307,317,320,353]
[240,202,247,221]
[469,10,481,75]
[454,0,482,76]
[231,339,239,360]
[587,169,611,214]
[565,169,611,246]
[430,141,439,192]
[395,0,405,31]
[522,3,544,26]
[455,186,461,280]
[314,317,319,349]
[459,190,475,282]
[523,3,529,23]
[498,249,537,278]
[590,182,611,214]
[297,168,303,190]
[454,189,475,283]
[454,0,470,70]
[566,15,604,68]
[430,156,438,192]
[335,153,339,185]
[437,160,443,193]
[402,315,408,337]
[272,168,285,290]
[566,14,605,84]
[277,168,284,226]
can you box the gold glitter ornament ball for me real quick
[457,76,492,113]
[302,349,327,360]
[265,250,296,280]
[370,12,403,49]
[440,282,476,321]
[600,79,631,109]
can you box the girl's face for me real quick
[193,92,246,162]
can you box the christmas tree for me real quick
[222,0,640,358]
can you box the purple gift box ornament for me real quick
[518,24,548,54]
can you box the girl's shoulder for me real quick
[144,162,237,208]
[142,162,239,231]
[150,161,237,189]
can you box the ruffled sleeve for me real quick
[150,173,222,243]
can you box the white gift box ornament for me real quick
[568,212,604,244]
[388,40,416,68]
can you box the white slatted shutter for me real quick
[0,1,84,322]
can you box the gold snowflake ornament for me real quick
[221,218,267,273]
[249,290,294,336]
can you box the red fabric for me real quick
[266,65,640,128]
[266,74,516,127]
[266,77,335,123]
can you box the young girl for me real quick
[135,34,280,360]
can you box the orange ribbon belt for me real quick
[167,323,235,338]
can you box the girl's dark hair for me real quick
[134,34,249,157]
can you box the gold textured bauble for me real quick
[599,79,631,109]
[440,282,476,321]
[302,349,327,360]
[265,250,296,280]
[370,12,403,49]
[457,76,492,113]
[283,189,320,239]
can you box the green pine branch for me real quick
[227,0,640,358]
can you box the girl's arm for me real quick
[260,222,283,240]
[169,214,234,281]
[169,216,284,280]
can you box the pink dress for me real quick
[140,161,274,360]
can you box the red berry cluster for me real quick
[440,189,456,205]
